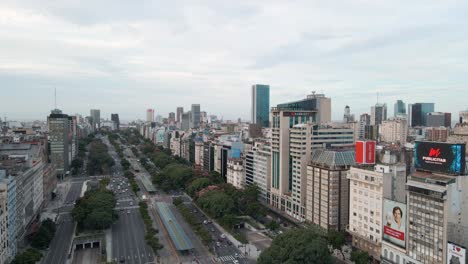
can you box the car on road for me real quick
[233,260,239,264]
[127,210,130,214]
[210,228,215,232]
[216,242,221,247]
[203,220,208,225]
[220,234,226,239]
[234,253,239,259]
[227,241,232,246]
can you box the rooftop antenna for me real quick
[377,92,379,104]
[54,88,57,109]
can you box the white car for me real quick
[220,234,226,239]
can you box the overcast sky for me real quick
[1,0,467,122]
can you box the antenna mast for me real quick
[55,88,57,109]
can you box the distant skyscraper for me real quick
[251,84,270,128]
[90,109,100,131]
[176,107,183,123]
[410,103,434,127]
[168,112,175,122]
[343,105,355,122]
[370,103,387,126]
[276,91,331,124]
[191,104,200,128]
[146,109,154,123]
[111,114,120,130]
[48,109,70,177]
[181,112,190,130]
[394,100,406,117]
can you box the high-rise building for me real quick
[0,173,16,263]
[380,118,408,144]
[251,84,270,128]
[371,103,387,126]
[181,112,190,131]
[427,112,451,128]
[146,109,155,123]
[276,91,331,124]
[358,114,371,139]
[410,103,435,127]
[111,113,120,130]
[0,192,7,264]
[168,112,176,123]
[191,104,200,128]
[90,109,100,131]
[343,105,355,123]
[460,110,468,124]
[394,100,406,117]
[48,109,70,176]
[306,149,355,231]
[176,107,184,123]
[245,141,271,204]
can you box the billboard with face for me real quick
[383,199,406,249]
[448,242,466,264]
[414,141,466,175]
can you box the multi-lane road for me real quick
[103,135,156,264]
[110,179,154,264]
[43,181,84,264]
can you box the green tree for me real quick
[197,190,234,218]
[258,228,333,264]
[12,248,43,264]
[328,230,346,260]
[266,220,280,231]
[187,177,212,196]
[351,250,369,264]
[31,219,56,249]
[72,188,117,231]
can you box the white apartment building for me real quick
[288,124,312,221]
[380,118,408,144]
[226,158,244,190]
[245,142,271,204]
[194,141,204,167]
[348,166,384,261]
[0,192,7,264]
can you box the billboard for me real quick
[383,199,406,249]
[414,141,466,175]
[448,242,466,264]
[355,140,376,165]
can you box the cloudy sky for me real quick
[1,0,467,122]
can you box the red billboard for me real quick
[355,140,376,165]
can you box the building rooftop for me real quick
[310,149,355,169]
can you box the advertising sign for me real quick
[355,140,376,165]
[448,242,466,264]
[365,141,376,164]
[383,199,406,249]
[414,141,466,175]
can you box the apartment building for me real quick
[226,158,244,189]
[348,166,384,261]
[245,141,271,204]
[306,149,355,231]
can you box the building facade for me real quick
[306,149,355,231]
[191,104,201,128]
[251,84,270,128]
[226,158,244,189]
[348,166,384,261]
[380,118,408,144]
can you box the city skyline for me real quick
[2,1,468,121]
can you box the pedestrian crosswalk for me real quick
[218,254,245,262]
